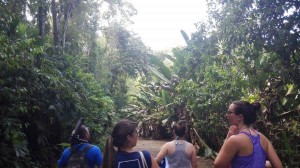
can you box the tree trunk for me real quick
[51,0,59,47]
[37,5,45,38]
[23,0,27,18]
[62,0,81,49]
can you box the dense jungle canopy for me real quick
[0,0,299,167]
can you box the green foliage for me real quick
[149,55,172,80]
[190,0,300,165]
[180,30,190,45]
[0,0,145,167]
[1,0,299,167]
[0,21,115,167]
[128,0,300,165]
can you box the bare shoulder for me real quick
[186,141,196,148]
[257,132,270,148]
[166,141,174,146]
[256,132,270,143]
[185,142,196,150]
[229,134,243,141]
[162,141,174,148]
[225,134,245,147]
[257,132,268,140]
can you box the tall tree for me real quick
[99,23,149,111]
[51,0,59,47]
[37,0,46,38]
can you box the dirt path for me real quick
[134,139,213,168]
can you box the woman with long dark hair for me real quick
[214,101,282,168]
[102,119,159,168]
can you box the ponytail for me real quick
[102,136,116,168]
[103,119,137,168]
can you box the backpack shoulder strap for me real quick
[83,144,93,154]
[70,144,93,155]
[70,144,84,155]
[67,144,93,168]
[82,144,93,167]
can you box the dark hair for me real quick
[102,119,137,168]
[77,125,88,139]
[70,125,89,146]
[102,137,116,168]
[173,120,186,137]
[232,101,261,125]
[111,119,137,148]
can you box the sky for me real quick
[129,0,208,51]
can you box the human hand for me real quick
[265,160,272,168]
[226,125,238,139]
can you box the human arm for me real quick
[190,145,198,168]
[151,156,159,168]
[88,145,103,168]
[266,140,282,168]
[57,148,71,168]
[96,149,103,168]
[155,143,168,164]
[214,136,239,168]
[265,160,272,168]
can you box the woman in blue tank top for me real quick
[102,119,159,168]
[214,101,283,168]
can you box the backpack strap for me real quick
[82,144,93,167]
[70,143,84,155]
[66,144,94,168]
[83,144,93,154]
[69,144,93,157]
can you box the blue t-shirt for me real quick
[57,143,103,168]
[115,150,152,168]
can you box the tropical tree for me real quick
[185,0,300,165]
[129,1,300,165]
[0,0,142,167]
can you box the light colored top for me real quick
[167,140,191,168]
[155,139,198,168]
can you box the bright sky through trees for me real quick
[129,0,208,51]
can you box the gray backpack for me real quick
[67,144,93,168]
